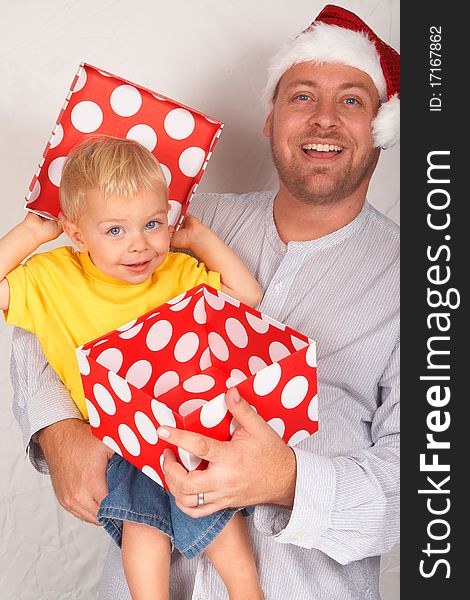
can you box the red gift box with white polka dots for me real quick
[24,63,223,227]
[77,284,318,490]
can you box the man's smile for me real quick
[301,142,344,159]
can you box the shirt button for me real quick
[274,282,283,292]
[295,532,305,541]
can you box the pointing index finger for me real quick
[157,426,224,463]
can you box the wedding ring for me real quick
[197,492,205,507]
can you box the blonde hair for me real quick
[59,136,168,222]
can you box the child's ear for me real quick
[61,218,87,251]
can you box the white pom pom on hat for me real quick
[263,4,400,149]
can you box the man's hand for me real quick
[158,388,297,518]
[37,418,113,524]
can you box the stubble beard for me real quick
[270,133,379,207]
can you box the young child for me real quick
[1,136,264,600]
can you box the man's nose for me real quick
[307,98,340,130]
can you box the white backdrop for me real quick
[0,1,400,598]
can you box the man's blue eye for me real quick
[345,97,359,105]
[108,227,122,236]
[296,94,310,101]
[146,221,158,230]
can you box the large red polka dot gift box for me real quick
[24,63,223,227]
[77,284,318,489]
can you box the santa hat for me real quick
[263,4,400,148]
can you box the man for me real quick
[11,5,399,599]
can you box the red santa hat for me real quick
[263,4,400,149]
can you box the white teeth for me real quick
[302,143,342,152]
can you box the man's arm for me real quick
[161,341,400,564]
[254,340,400,564]
[10,327,113,523]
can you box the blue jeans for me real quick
[98,454,250,559]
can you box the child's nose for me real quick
[128,233,147,252]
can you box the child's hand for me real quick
[170,214,205,250]
[23,212,63,245]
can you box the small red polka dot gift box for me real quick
[24,63,223,227]
[77,284,318,489]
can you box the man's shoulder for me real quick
[191,190,275,218]
[189,190,275,237]
[365,203,400,246]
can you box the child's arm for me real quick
[0,213,62,311]
[171,214,262,308]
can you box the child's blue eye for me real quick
[108,227,123,236]
[145,221,158,230]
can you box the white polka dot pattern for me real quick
[146,320,172,351]
[308,394,319,421]
[164,108,195,140]
[182,374,215,393]
[76,351,90,375]
[126,360,152,389]
[78,283,318,490]
[97,348,123,372]
[151,400,176,428]
[102,436,122,456]
[118,423,141,456]
[47,156,67,187]
[199,347,212,371]
[110,85,142,116]
[208,332,229,362]
[267,417,285,438]
[93,383,116,415]
[178,146,205,177]
[253,363,282,396]
[269,341,291,363]
[142,465,163,487]
[200,393,228,428]
[281,376,309,409]
[108,372,132,402]
[126,124,157,151]
[225,369,247,388]
[248,355,268,375]
[178,399,207,417]
[86,399,100,428]
[119,323,144,339]
[154,371,179,398]
[288,430,311,446]
[225,318,248,348]
[174,332,199,362]
[193,296,207,324]
[178,448,202,471]
[134,411,158,445]
[71,101,103,133]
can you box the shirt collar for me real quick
[265,191,371,254]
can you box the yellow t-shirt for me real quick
[5,247,220,419]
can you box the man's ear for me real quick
[262,110,274,138]
[61,217,87,251]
